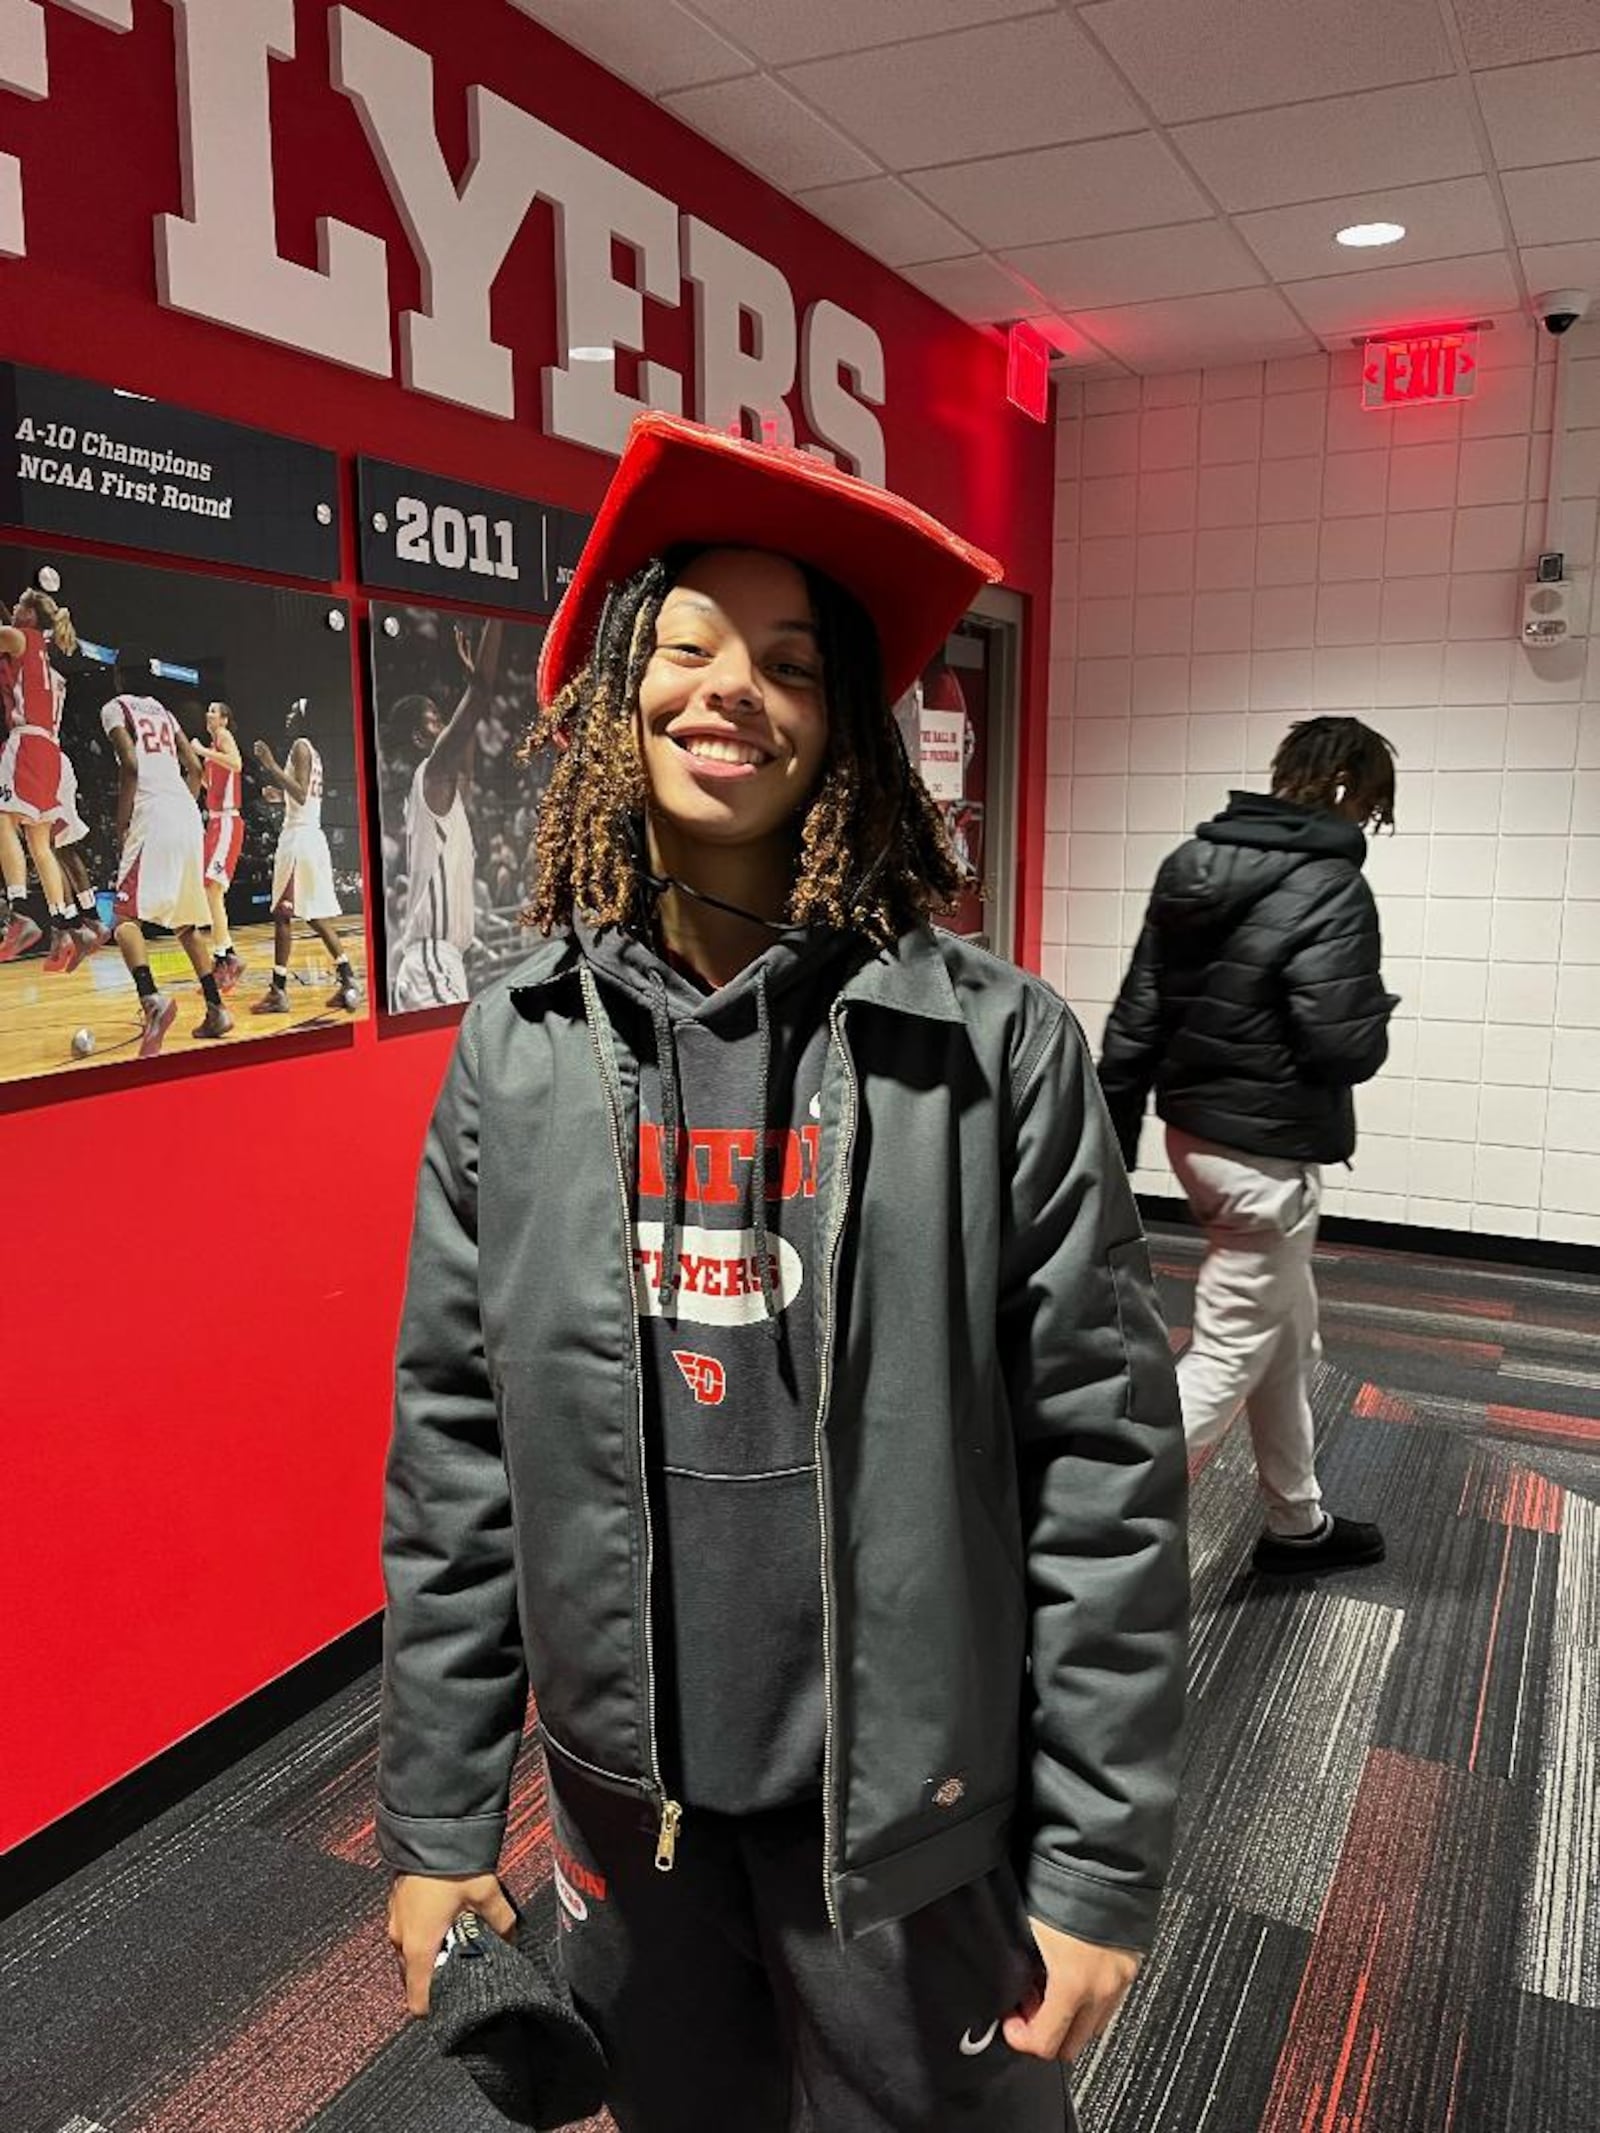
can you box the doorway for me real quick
[911,584,1023,958]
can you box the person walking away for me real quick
[1098,716,1398,1576]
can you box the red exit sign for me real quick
[1361,326,1479,409]
[1006,322,1051,423]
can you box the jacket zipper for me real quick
[814,997,860,1932]
[580,967,683,1872]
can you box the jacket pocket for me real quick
[1108,1236,1177,1428]
[539,1718,649,1798]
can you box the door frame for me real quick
[962,582,1024,963]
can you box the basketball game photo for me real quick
[369,601,550,1014]
[0,539,368,1085]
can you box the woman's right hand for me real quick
[387,1871,518,2015]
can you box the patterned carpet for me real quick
[1077,1228,1600,2133]
[2,1226,1596,2133]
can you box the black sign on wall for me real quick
[0,365,340,581]
[357,458,591,617]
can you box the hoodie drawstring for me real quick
[648,965,781,1338]
[750,968,781,1339]
[649,976,683,1312]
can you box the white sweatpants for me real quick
[1167,1126,1325,1538]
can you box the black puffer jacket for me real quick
[1098,791,1396,1167]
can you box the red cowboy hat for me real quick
[537,414,1003,710]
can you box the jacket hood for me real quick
[1199,790,1367,863]
[1150,792,1365,934]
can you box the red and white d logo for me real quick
[671,1350,727,1406]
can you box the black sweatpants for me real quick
[546,1758,1077,2133]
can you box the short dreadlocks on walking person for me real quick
[1270,715,1397,831]
[521,548,971,945]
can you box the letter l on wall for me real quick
[0,0,46,256]
[0,1,130,259]
[156,0,391,377]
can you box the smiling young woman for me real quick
[378,414,1190,2133]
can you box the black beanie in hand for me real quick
[429,1903,609,2129]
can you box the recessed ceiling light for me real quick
[1336,221,1406,249]
[569,346,614,362]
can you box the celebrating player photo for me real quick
[0,539,367,1086]
[369,601,550,1014]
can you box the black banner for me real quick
[357,458,590,616]
[0,365,339,581]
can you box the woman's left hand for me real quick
[1002,1920,1141,2062]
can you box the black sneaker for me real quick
[1252,1515,1385,1577]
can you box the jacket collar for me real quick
[507,924,965,1023]
[506,934,581,1008]
[838,925,966,1023]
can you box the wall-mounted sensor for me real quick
[1535,551,1566,584]
[1522,578,1574,644]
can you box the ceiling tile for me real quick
[660,74,878,190]
[911,133,1212,250]
[1170,82,1483,211]
[1235,177,1506,282]
[900,254,1043,325]
[1449,0,1600,68]
[1282,252,1522,337]
[1476,55,1600,169]
[1005,220,1265,310]
[689,0,1050,68]
[1078,0,1452,123]
[792,176,979,267]
[1520,240,1600,295]
[1021,315,1120,367]
[1502,162,1600,247]
[780,14,1143,170]
[1070,288,1319,369]
[506,0,752,94]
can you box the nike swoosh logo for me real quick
[959,2021,999,2057]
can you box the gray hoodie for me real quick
[575,918,854,1814]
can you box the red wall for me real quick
[0,0,1054,1851]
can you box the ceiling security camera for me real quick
[1535,289,1592,336]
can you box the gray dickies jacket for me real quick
[379,924,1189,1951]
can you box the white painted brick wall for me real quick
[1047,321,1600,1247]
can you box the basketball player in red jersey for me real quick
[192,700,246,992]
[0,587,100,967]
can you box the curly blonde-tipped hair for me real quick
[16,586,77,656]
[520,551,970,946]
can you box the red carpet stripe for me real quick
[130,1921,404,2133]
[1456,1454,1565,1534]
[1486,1403,1600,1447]
[1353,1383,1419,1423]
[1261,1749,1515,2133]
